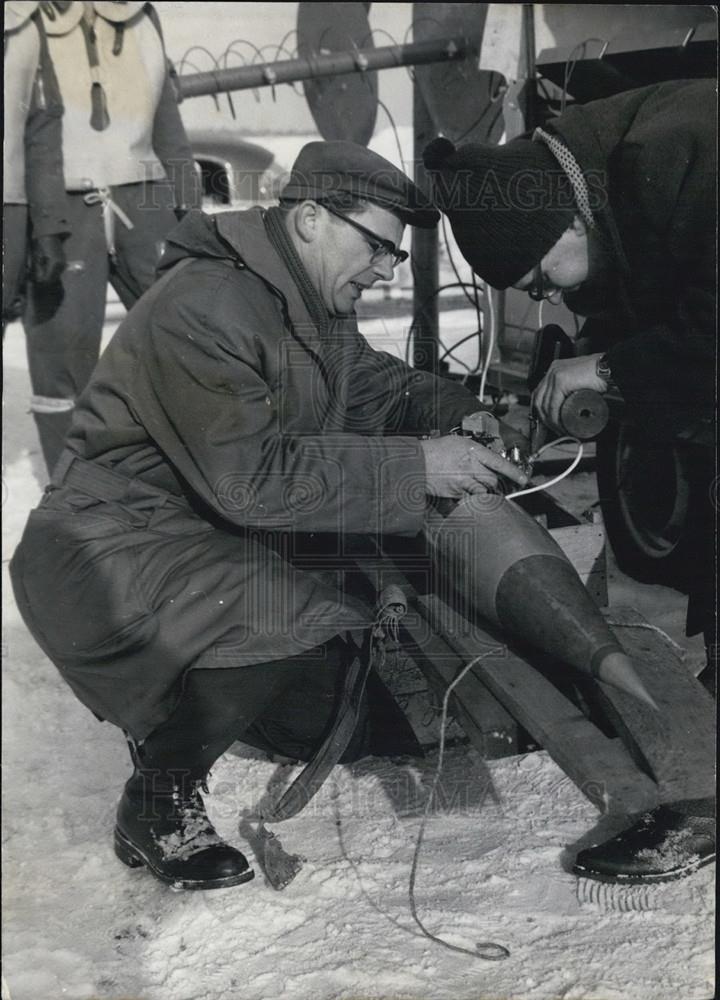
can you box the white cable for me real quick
[538,298,546,329]
[478,283,495,403]
[507,437,584,499]
[531,435,583,460]
[408,648,510,962]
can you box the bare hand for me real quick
[497,419,531,460]
[421,435,529,498]
[532,355,607,434]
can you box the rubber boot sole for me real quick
[114,826,255,891]
[572,849,715,885]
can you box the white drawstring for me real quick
[83,187,134,258]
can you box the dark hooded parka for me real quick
[548,78,716,446]
[10,207,483,739]
[546,79,716,635]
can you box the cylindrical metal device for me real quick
[560,389,609,440]
[424,495,656,707]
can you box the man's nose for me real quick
[373,252,396,282]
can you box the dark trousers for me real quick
[2,203,28,329]
[137,637,420,780]
[23,181,178,474]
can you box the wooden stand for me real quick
[371,498,714,819]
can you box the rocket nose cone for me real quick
[596,651,659,711]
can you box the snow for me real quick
[2,310,714,1000]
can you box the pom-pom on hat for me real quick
[423,136,577,288]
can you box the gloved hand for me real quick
[31,235,66,286]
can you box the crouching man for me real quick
[10,141,528,890]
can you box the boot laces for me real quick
[155,779,224,861]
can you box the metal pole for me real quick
[522,4,538,130]
[411,9,440,373]
[176,37,466,99]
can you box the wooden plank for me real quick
[353,558,520,757]
[399,619,520,759]
[593,606,716,803]
[418,593,660,816]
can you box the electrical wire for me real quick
[507,437,584,499]
[438,328,480,365]
[454,89,506,145]
[441,216,480,310]
[466,271,484,383]
[438,339,475,375]
[537,297,546,329]
[478,284,495,402]
[376,98,407,173]
[405,282,480,365]
[408,647,510,962]
[359,28,403,55]
[561,38,607,112]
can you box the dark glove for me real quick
[31,235,66,285]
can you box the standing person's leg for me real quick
[108,180,179,307]
[2,204,29,333]
[23,193,108,475]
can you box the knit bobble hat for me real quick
[423,136,577,289]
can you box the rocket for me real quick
[424,494,658,710]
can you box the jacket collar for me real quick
[214,207,325,352]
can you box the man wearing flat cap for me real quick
[10,140,528,890]
[425,79,716,882]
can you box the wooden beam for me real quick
[417,593,660,816]
[354,557,519,757]
[591,606,716,803]
[399,619,520,759]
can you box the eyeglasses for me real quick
[527,263,547,302]
[320,203,408,269]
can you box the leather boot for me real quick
[573,804,716,884]
[114,770,254,890]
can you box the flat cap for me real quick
[281,140,439,229]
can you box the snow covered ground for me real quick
[2,303,714,1000]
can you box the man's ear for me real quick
[292,201,321,245]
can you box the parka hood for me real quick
[159,207,301,302]
[158,209,240,272]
